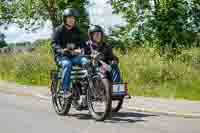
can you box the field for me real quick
[1,41,200,100]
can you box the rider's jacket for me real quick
[84,40,118,64]
[52,24,85,60]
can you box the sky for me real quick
[0,0,125,43]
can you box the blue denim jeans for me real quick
[57,55,89,92]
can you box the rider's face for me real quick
[65,16,75,27]
[92,32,102,43]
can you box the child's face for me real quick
[65,16,75,27]
[92,32,102,43]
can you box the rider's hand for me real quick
[100,61,112,72]
[73,49,81,53]
[64,48,70,52]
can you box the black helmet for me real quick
[63,8,79,18]
[88,25,104,40]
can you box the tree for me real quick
[109,0,200,56]
[0,32,7,48]
[0,0,90,32]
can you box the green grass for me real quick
[1,42,200,100]
[116,48,200,100]
[0,41,55,86]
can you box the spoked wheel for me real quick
[112,98,124,112]
[50,78,72,116]
[87,77,112,121]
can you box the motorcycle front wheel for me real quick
[87,77,112,121]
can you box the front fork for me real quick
[86,62,108,99]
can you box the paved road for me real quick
[0,92,200,133]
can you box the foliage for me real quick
[109,0,200,56]
[0,32,7,48]
[0,0,90,32]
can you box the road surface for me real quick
[0,92,200,133]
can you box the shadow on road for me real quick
[109,112,157,123]
[67,111,157,123]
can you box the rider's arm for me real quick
[52,27,65,56]
[107,45,119,63]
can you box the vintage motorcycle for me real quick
[50,52,128,121]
